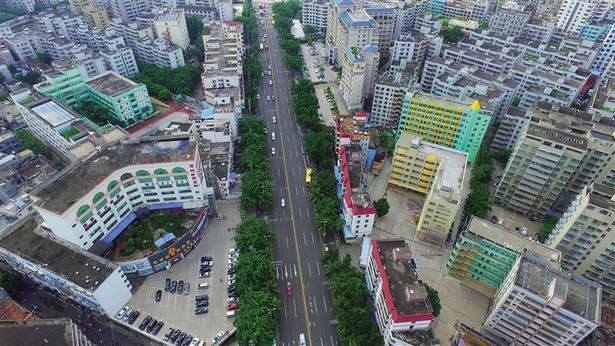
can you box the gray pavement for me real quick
[338,159,491,346]
[121,202,241,345]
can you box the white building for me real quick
[370,67,414,126]
[339,46,380,110]
[111,0,150,22]
[30,139,211,251]
[5,33,37,61]
[490,107,531,152]
[101,44,139,77]
[365,239,434,345]
[154,8,190,50]
[302,0,328,30]
[217,0,234,22]
[0,217,133,317]
[137,38,185,69]
[556,0,610,35]
[483,253,601,346]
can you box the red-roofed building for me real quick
[366,239,433,344]
[0,288,36,321]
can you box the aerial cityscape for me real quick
[0,0,615,345]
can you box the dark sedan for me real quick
[170,280,177,294]
[138,315,152,331]
[164,278,171,292]
[152,321,164,335]
[195,300,209,308]
[177,280,184,294]
[127,311,140,325]
[155,289,162,302]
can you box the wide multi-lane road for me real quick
[255,9,338,346]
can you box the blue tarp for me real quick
[365,149,376,170]
[155,233,176,248]
[229,172,237,182]
[14,200,26,208]
[201,107,214,119]
[359,236,371,267]
[148,202,183,211]
[341,215,355,240]
[102,213,136,245]
[334,166,343,198]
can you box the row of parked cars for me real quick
[163,327,204,346]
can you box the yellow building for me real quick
[388,133,468,246]
[83,5,110,30]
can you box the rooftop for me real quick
[465,216,561,262]
[588,188,615,211]
[211,161,229,180]
[29,98,77,128]
[514,253,600,322]
[372,239,432,321]
[453,323,501,346]
[0,218,115,292]
[392,329,436,345]
[0,318,74,346]
[85,71,140,98]
[525,123,588,151]
[340,9,376,29]
[0,289,35,321]
[155,10,181,22]
[33,140,196,215]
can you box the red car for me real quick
[226,303,239,310]
[286,282,293,296]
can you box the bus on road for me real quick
[260,43,263,51]
[306,168,313,186]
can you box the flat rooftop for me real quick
[525,123,588,151]
[466,216,561,262]
[515,253,600,322]
[34,140,196,215]
[342,144,363,190]
[85,72,139,98]
[0,218,114,291]
[0,319,74,346]
[374,239,431,318]
[588,189,615,210]
[30,99,76,128]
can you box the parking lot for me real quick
[116,202,241,345]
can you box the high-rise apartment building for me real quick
[370,66,414,126]
[494,116,588,219]
[83,5,110,30]
[483,253,601,346]
[490,107,531,152]
[154,8,190,50]
[365,7,396,59]
[69,0,92,13]
[111,0,150,22]
[447,216,561,297]
[545,184,615,303]
[396,93,491,163]
[489,6,530,37]
[339,46,380,110]
[556,0,609,35]
[302,0,328,30]
[388,133,467,246]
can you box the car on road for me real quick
[195,300,209,308]
[272,116,276,123]
[226,303,239,310]
[257,94,260,99]
[117,306,129,319]
[261,72,264,76]
[164,278,171,292]
[269,80,272,86]
[286,282,293,295]
[155,289,162,302]
[268,70,271,75]
[138,315,152,330]
[177,280,184,294]
[267,95,271,101]
[152,321,164,335]
[213,331,226,344]
[127,311,140,325]
[170,280,177,293]
[184,283,190,295]
[272,95,275,101]
[271,147,276,155]
[268,64,271,69]
[195,294,209,301]
[164,328,175,342]
[281,198,285,207]
[195,307,208,315]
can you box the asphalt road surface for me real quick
[256,10,339,346]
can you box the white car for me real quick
[268,64,271,69]
[272,116,276,123]
[227,297,239,303]
[213,331,226,344]
[229,248,238,253]
[122,308,132,320]
[271,147,276,155]
[268,70,271,75]
[229,279,236,285]
[257,94,260,99]
[228,274,236,280]
[267,95,271,101]
[229,253,239,258]
[281,198,285,207]
[269,80,272,86]
[117,306,129,319]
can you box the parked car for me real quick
[195,300,209,308]
[228,274,236,280]
[152,321,164,335]
[122,308,133,321]
[177,280,184,294]
[170,281,177,294]
[127,311,140,325]
[200,267,212,273]
[201,256,213,262]
[491,216,497,224]
[199,271,210,278]
[194,308,208,315]
[155,289,162,302]
[213,331,226,344]
[164,328,175,342]
[138,315,152,330]
[229,248,238,253]
[226,303,239,310]
[195,294,209,301]
[176,332,187,345]
[181,335,193,346]
[521,227,528,236]
[116,306,129,319]
[201,260,213,267]
[497,218,504,226]
[227,268,236,275]
[170,329,182,343]
[184,283,190,295]
[227,297,239,303]
[146,319,157,333]
[164,278,171,292]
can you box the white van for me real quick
[299,333,306,346]
[198,283,209,289]
[226,311,236,318]
[271,132,275,141]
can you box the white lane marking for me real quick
[302,232,307,246]
[317,262,321,276]
[286,235,289,248]
[308,262,312,276]
[323,296,328,312]
[311,232,315,245]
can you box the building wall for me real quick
[84,5,110,30]
[493,128,587,219]
[302,1,328,30]
[86,81,152,124]
[397,95,490,163]
[339,49,367,110]
[111,0,150,21]
[92,267,133,316]
[490,108,531,152]
[416,186,460,245]
[36,68,89,107]
[370,82,408,126]
[35,154,208,250]
[154,9,190,50]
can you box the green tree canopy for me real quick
[425,284,442,317]
[14,129,52,159]
[373,198,390,217]
[303,130,334,169]
[36,52,51,64]
[0,270,20,296]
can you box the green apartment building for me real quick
[396,92,491,163]
[446,216,560,297]
[34,68,88,107]
[85,71,153,126]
